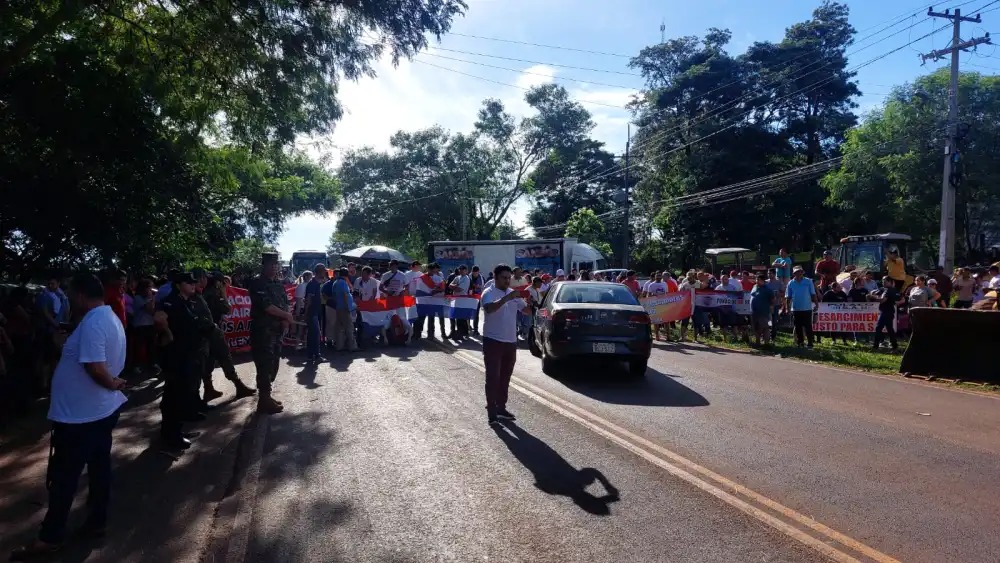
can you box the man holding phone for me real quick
[480,264,530,427]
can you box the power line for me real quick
[560,10,954,191]
[418,51,639,91]
[553,21,953,197]
[428,46,642,77]
[445,32,633,59]
[410,59,631,110]
[531,123,947,234]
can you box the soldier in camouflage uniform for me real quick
[201,271,256,402]
[249,252,295,414]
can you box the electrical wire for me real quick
[409,60,630,110]
[428,46,643,77]
[417,51,639,90]
[444,32,633,59]
[561,10,956,190]
[546,22,953,198]
[530,125,946,234]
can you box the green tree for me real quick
[1,0,467,146]
[1,0,463,278]
[564,208,614,260]
[821,69,1000,261]
[527,140,621,231]
[336,85,600,252]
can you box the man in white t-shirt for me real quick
[380,260,407,297]
[405,260,424,296]
[449,265,473,339]
[642,272,669,341]
[480,264,529,427]
[15,273,127,558]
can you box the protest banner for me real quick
[812,302,879,332]
[221,284,298,352]
[222,285,253,352]
[640,290,694,324]
[694,289,752,315]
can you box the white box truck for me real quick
[428,238,609,275]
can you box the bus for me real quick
[288,250,329,279]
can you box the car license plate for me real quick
[592,343,616,354]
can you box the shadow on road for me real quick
[553,360,709,407]
[493,422,620,516]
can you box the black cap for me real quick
[191,267,208,279]
[175,272,198,285]
[262,252,280,264]
[210,271,226,283]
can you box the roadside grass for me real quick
[693,330,1000,394]
[701,331,903,374]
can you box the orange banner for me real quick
[640,290,693,324]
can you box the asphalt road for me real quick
[235,336,1000,563]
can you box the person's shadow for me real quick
[493,422,620,515]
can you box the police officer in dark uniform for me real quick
[157,272,216,449]
[249,253,294,414]
[200,271,256,402]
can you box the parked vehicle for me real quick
[529,281,651,377]
[427,238,605,275]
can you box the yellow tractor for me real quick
[833,233,929,290]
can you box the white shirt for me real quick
[527,286,544,306]
[380,270,406,296]
[48,305,127,424]
[294,283,308,300]
[357,277,381,301]
[481,286,527,343]
[990,274,1000,290]
[451,274,471,296]
[405,270,424,295]
[510,276,530,291]
[645,281,668,296]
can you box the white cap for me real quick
[556,269,565,276]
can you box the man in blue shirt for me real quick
[784,266,818,347]
[772,248,792,290]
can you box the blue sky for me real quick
[278,0,1000,258]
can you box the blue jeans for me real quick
[40,409,121,543]
[306,314,321,357]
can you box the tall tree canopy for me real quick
[821,69,1000,261]
[625,1,859,269]
[335,84,598,258]
[1,0,466,277]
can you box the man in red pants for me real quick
[480,264,530,427]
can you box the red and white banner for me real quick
[222,286,253,352]
[812,302,880,333]
[222,284,297,352]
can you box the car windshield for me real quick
[555,284,638,305]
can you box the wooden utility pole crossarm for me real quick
[919,7,992,271]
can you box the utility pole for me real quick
[921,7,991,270]
[460,188,468,240]
[621,124,631,269]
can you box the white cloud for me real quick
[515,64,557,89]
